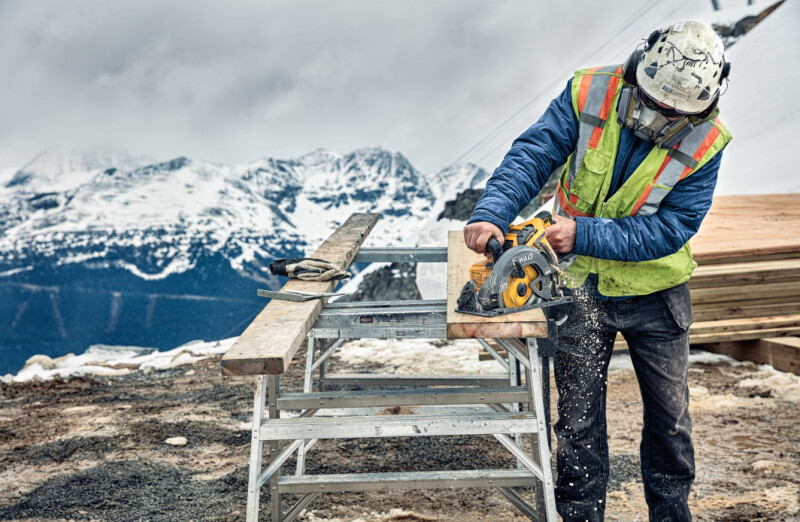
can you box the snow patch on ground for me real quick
[608,348,738,373]
[5,338,237,383]
[332,338,505,375]
[738,364,800,403]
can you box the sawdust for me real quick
[60,405,102,416]
[751,459,798,475]
[738,368,800,402]
[381,510,440,521]
[689,385,778,411]
[693,482,800,514]
[0,460,99,499]
[605,482,648,521]
[303,507,488,522]
[149,403,245,427]
[150,443,244,480]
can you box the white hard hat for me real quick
[635,21,729,114]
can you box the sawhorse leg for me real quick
[267,375,281,521]
[246,375,283,522]
[508,350,524,468]
[527,339,557,521]
[247,376,267,522]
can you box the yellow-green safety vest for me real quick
[554,65,733,296]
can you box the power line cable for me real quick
[471,0,697,167]
[448,0,662,168]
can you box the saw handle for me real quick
[486,236,504,261]
[534,210,554,227]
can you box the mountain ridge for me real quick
[0,145,488,373]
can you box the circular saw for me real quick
[456,211,574,317]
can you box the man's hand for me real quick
[545,215,577,253]
[463,221,504,256]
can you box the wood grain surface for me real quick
[691,194,800,264]
[221,213,379,376]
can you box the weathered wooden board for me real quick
[689,281,800,305]
[446,231,547,339]
[691,194,800,264]
[697,337,800,375]
[689,314,800,335]
[693,301,800,322]
[690,259,800,289]
[221,213,379,376]
[687,328,800,345]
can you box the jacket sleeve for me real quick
[467,79,578,232]
[573,151,723,262]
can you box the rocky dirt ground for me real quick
[0,343,798,521]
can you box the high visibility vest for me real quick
[554,65,732,296]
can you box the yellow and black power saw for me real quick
[455,211,574,317]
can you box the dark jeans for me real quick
[552,281,695,522]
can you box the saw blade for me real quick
[477,245,557,310]
[501,264,542,308]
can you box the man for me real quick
[463,21,731,521]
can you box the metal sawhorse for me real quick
[245,247,558,521]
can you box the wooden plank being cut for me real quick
[691,194,800,264]
[221,213,379,376]
[446,231,547,339]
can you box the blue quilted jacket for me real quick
[468,79,722,264]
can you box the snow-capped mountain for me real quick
[5,145,153,193]
[0,146,487,374]
[0,146,485,279]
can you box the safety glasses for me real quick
[637,89,686,119]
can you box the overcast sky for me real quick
[0,0,758,173]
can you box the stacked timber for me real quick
[684,194,800,345]
[687,260,800,344]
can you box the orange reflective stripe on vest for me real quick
[631,119,721,216]
[557,182,594,218]
[567,65,621,189]
[558,65,622,218]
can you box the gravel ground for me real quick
[0,344,798,521]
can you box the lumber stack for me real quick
[686,260,800,344]
[684,194,800,345]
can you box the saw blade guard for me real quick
[477,244,558,309]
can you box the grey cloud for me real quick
[0,0,719,172]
